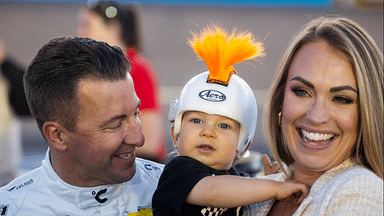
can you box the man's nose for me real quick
[123,117,145,147]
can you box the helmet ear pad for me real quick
[170,124,179,150]
[235,140,252,161]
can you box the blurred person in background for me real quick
[0,38,31,117]
[78,0,166,163]
[0,37,27,187]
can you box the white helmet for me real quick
[169,24,264,153]
[169,71,257,153]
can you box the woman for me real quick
[77,1,166,162]
[251,17,383,215]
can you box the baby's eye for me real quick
[218,123,230,129]
[291,87,309,97]
[334,96,354,104]
[192,118,202,124]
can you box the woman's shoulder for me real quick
[310,165,383,215]
[313,165,383,207]
[335,165,382,183]
[314,160,382,189]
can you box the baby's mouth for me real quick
[114,152,134,160]
[198,145,215,151]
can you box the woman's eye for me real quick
[219,123,229,129]
[334,96,354,104]
[192,119,202,124]
[291,87,309,97]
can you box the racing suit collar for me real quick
[42,148,143,209]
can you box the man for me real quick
[0,37,163,215]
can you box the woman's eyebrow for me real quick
[290,76,314,89]
[291,76,358,93]
[330,86,358,93]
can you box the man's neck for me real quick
[50,150,105,187]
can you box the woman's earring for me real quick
[278,111,282,127]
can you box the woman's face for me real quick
[281,41,359,175]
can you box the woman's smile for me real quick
[297,127,336,150]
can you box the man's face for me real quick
[64,77,144,186]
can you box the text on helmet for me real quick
[199,90,226,102]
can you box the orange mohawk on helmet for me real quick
[189,24,265,85]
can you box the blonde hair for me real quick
[263,17,383,179]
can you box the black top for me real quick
[152,156,248,216]
[1,57,31,116]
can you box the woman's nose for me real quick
[306,99,330,125]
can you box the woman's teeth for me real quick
[301,129,334,142]
[115,152,134,159]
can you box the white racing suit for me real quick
[0,149,164,216]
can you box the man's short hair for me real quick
[24,36,129,134]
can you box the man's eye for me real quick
[109,122,122,130]
[219,123,229,129]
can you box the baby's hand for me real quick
[275,181,309,205]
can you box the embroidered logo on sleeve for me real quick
[0,204,9,216]
[7,179,34,192]
[144,164,162,171]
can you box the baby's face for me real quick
[174,111,240,170]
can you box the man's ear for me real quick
[170,125,179,150]
[235,140,252,160]
[42,121,68,152]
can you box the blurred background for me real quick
[0,0,382,179]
